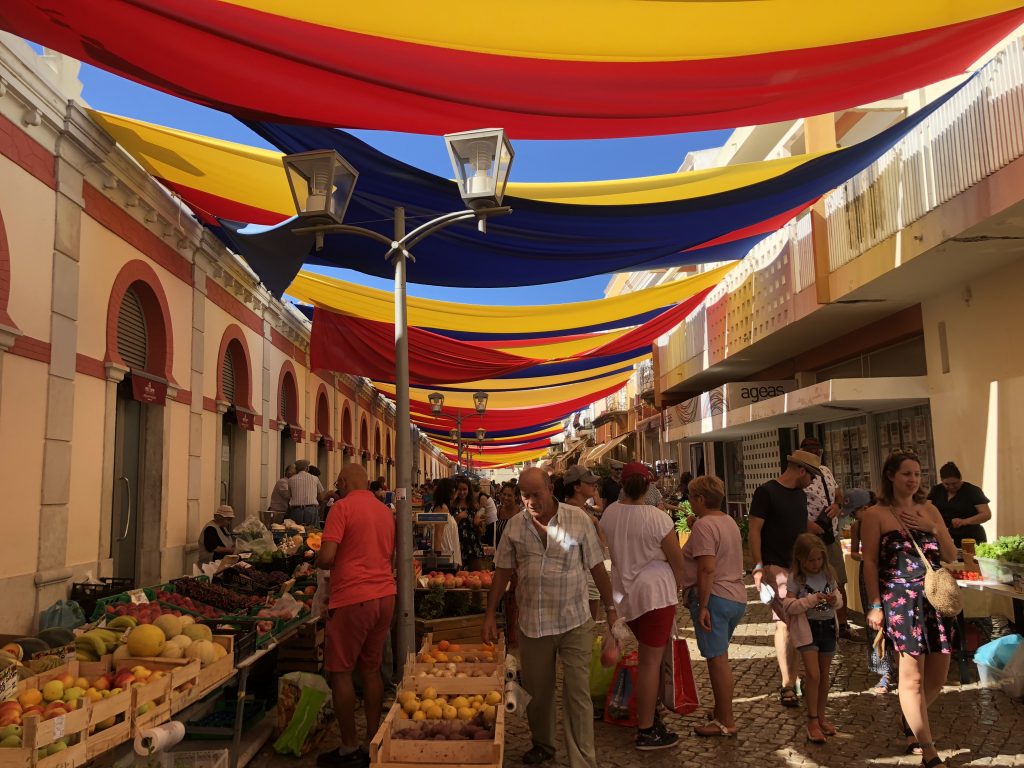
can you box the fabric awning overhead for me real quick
[582,433,631,467]
[6,2,1021,137]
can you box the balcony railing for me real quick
[637,359,654,393]
[826,38,1024,270]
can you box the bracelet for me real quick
[603,605,617,614]
[752,563,764,572]
[868,602,883,610]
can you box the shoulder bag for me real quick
[896,509,962,618]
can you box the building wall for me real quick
[0,41,448,632]
[922,256,1024,539]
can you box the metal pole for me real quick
[393,206,415,676]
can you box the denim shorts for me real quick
[800,618,838,654]
[688,591,746,660]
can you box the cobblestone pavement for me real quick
[254,582,1024,768]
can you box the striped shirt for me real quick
[287,470,324,507]
[495,503,604,638]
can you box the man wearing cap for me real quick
[198,505,236,564]
[288,459,326,527]
[483,467,615,768]
[561,464,608,623]
[748,449,820,708]
[799,436,853,639]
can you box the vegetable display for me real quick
[171,578,254,613]
[976,536,1024,564]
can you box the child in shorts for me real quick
[784,533,843,744]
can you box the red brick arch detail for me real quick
[359,416,369,452]
[315,384,331,437]
[374,425,382,456]
[0,208,15,329]
[105,259,174,382]
[342,403,353,445]
[216,324,253,410]
[386,431,393,460]
[278,360,300,424]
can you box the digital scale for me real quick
[413,512,456,572]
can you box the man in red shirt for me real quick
[316,464,396,768]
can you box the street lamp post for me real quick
[282,131,513,678]
[428,391,488,475]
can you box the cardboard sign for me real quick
[31,643,76,665]
[0,663,17,701]
[129,588,149,604]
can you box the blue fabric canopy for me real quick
[233,75,968,289]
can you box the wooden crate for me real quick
[0,707,90,768]
[112,656,201,718]
[369,703,503,768]
[417,632,504,662]
[195,636,234,698]
[276,622,324,662]
[402,663,503,695]
[85,688,131,760]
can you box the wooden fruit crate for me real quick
[369,703,504,768]
[85,688,132,760]
[112,656,201,717]
[276,622,324,662]
[417,632,504,662]
[0,707,90,768]
[195,636,235,698]
[402,663,503,695]
[415,616,492,649]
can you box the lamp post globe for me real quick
[473,391,489,415]
[428,391,445,415]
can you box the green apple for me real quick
[49,740,67,753]
[62,687,84,702]
[0,734,22,748]
[0,725,21,740]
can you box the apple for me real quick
[21,706,43,718]
[56,674,74,689]
[0,725,21,740]
[113,671,136,689]
[0,713,21,728]
[93,676,111,692]
[0,702,22,716]
[136,703,152,717]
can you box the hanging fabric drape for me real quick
[6,2,1020,137]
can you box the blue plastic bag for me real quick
[39,599,86,630]
[975,634,1023,669]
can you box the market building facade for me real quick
[0,36,449,633]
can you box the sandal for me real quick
[694,719,738,738]
[806,716,827,744]
[779,686,799,708]
[919,743,946,768]
[819,719,837,737]
[870,675,890,696]
[901,716,923,756]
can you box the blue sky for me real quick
[74,62,731,304]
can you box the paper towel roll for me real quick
[504,654,519,680]
[134,721,185,756]
[504,680,531,715]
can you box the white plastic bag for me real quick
[311,569,330,619]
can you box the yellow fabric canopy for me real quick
[413,353,649,392]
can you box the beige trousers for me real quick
[518,620,597,768]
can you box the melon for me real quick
[169,635,193,650]
[211,643,227,661]
[126,625,166,658]
[153,615,182,640]
[160,644,183,659]
[178,615,195,628]
[184,640,216,667]
[182,624,212,643]
[112,644,132,663]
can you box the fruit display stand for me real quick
[84,687,131,761]
[402,662,503,695]
[417,635,505,662]
[0,705,90,768]
[414,616,491,651]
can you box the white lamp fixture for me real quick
[475,427,486,441]
[473,391,489,414]
[428,391,445,415]
[444,129,514,210]
[449,428,459,440]
[282,150,358,248]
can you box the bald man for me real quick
[484,467,615,768]
[316,463,396,768]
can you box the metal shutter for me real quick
[221,348,236,404]
[280,381,289,423]
[116,287,148,371]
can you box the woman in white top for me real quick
[431,477,462,567]
[600,462,686,751]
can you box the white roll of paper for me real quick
[134,721,185,756]
[504,654,519,680]
[504,680,532,715]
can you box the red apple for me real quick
[113,671,136,689]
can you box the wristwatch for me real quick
[603,605,617,614]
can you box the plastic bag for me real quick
[311,570,330,619]
[234,516,273,544]
[603,651,638,727]
[256,591,303,621]
[589,635,616,702]
[273,672,333,756]
[976,634,1023,669]
[600,633,621,668]
[39,600,86,630]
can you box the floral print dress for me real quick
[878,529,953,655]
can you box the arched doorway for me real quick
[374,426,383,483]
[385,432,393,488]
[279,368,299,475]
[359,418,369,471]
[316,390,331,477]
[218,328,252,516]
[342,405,353,467]
[106,268,173,584]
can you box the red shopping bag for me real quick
[603,651,638,727]
[660,637,699,715]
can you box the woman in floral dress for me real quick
[860,449,958,768]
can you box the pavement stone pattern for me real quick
[253,581,1024,768]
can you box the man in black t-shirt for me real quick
[748,449,820,708]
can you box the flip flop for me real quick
[694,719,738,738]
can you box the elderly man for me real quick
[483,468,616,768]
[749,449,820,709]
[268,463,295,524]
[316,464,396,768]
[287,459,325,527]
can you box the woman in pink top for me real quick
[600,462,686,751]
[681,475,747,738]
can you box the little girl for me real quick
[784,533,843,744]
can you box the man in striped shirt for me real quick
[287,459,324,527]
[484,468,616,768]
